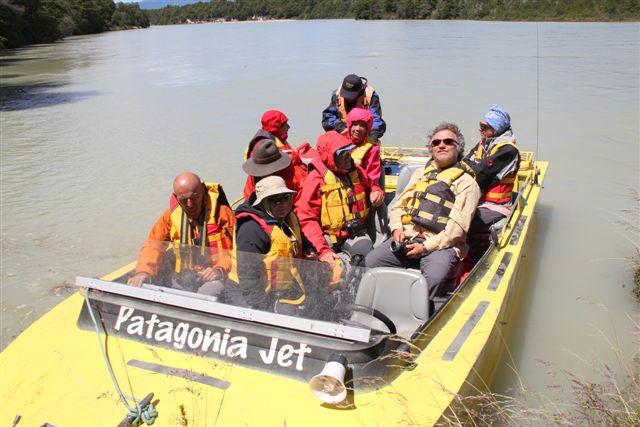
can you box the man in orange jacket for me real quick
[127,172,235,294]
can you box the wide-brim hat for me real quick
[340,74,366,102]
[253,176,297,206]
[242,139,291,177]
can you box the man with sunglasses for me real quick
[365,122,480,298]
[128,172,235,292]
[461,105,520,261]
[229,176,314,314]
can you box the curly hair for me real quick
[426,122,466,160]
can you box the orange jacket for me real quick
[135,196,236,277]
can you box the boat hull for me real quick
[1,162,548,427]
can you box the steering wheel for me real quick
[341,304,397,335]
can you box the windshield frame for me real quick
[76,276,372,343]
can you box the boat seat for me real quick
[387,164,423,208]
[351,267,430,339]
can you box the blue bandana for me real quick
[483,104,511,134]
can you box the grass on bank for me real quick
[441,353,640,426]
[441,194,640,426]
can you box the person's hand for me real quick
[319,251,339,264]
[405,242,426,260]
[196,266,223,282]
[127,272,151,287]
[370,190,384,207]
[392,228,405,243]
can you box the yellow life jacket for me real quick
[169,182,232,272]
[336,84,375,122]
[474,140,519,205]
[351,141,375,166]
[317,165,369,244]
[401,163,467,233]
[229,212,305,306]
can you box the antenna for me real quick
[536,23,540,160]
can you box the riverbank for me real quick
[0,1,149,49]
[145,0,639,26]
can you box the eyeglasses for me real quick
[267,193,292,204]
[479,122,491,131]
[431,138,457,147]
[176,189,203,204]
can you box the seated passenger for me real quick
[461,105,520,261]
[296,131,380,264]
[242,113,307,201]
[242,139,306,202]
[244,109,293,159]
[365,122,480,297]
[229,176,313,314]
[127,172,235,295]
[322,74,386,142]
[347,107,385,206]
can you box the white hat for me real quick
[253,176,296,206]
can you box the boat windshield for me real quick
[81,241,377,342]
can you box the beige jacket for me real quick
[389,166,481,258]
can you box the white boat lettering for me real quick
[259,337,312,371]
[114,306,134,330]
[113,306,249,360]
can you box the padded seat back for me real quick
[352,267,430,338]
[387,164,424,208]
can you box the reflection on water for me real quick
[0,21,638,402]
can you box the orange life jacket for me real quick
[335,83,375,122]
[169,182,232,271]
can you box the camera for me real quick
[390,237,425,255]
[390,240,407,254]
[345,219,365,239]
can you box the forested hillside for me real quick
[146,0,639,24]
[2,0,637,49]
[0,0,149,48]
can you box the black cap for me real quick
[340,74,366,102]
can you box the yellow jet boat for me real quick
[1,153,547,427]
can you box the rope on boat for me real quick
[84,295,158,426]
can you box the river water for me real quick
[1,20,638,401]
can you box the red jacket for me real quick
[242,131,307,201]
[295,131,371,257]
[347,108,383,194]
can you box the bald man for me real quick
[127,172,236,290]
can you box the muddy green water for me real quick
[1,20,638,400]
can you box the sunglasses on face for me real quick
[479,122,491,131]
[267,193,292,204]
[430,138,457,147]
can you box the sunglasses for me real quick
[267,193,292,204]
[430,138,457,147]
[479,122,491,131]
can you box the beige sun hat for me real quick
[253,176,296,206]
